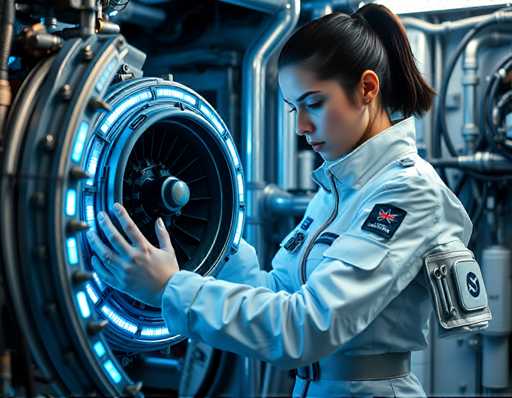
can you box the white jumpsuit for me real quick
[161,116,473,397]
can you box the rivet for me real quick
[72,270,94,285]
[124,381,143,396]
[82,44,94,61]
[69,166,90,180]
[60,84,72,100]
[87,320,108,335]
[66,220,90,234]
[41,134,56,152]
[89,97,111,112]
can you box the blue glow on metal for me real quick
[155,88,182,100]
[85,199,95,229]
[182,93,197,105]
[76,291,91,318]
[93,341,106,358]
[155,87,197,106]
[237,172,244,203]
[66,189,77,216]
[200,104,224,134]
[85,282,99,303]
[72,121,89,162]
[96,58,118,92]
[226,138,240,168]
[93,272,105,292]
[101,305,137,334]
[8,56,16,65]
[66,237,79,265]
[234,210,244,246]
[86,141,102,186]
[100,90,152,134]
[103,360,122,383]
[140,326,170,337]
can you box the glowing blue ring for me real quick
[72,78,245,349]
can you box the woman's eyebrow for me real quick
[296,90,321,102]
[283,90,322,106]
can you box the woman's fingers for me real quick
[154,217,172,251]
[90,255,117,287]
[111,202,150,248]
[97,211,135,258]
[86,229,127,276]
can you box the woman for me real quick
[87,4,472,397]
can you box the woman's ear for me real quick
[360,69,380,105]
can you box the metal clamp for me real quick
[432,264,457,319]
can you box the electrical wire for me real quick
[434,6,512,157]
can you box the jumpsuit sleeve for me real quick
[215,238,294,292]
[161,174,469,369]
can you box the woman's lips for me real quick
[310,142,325,151]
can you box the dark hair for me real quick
[278,4,435,118]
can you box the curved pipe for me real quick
[402,10,512,34]
[264,184,312,215]
[220,0,300,254]
[463,32,512,154]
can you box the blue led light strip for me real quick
[101,305,138,334]
[100,90,152,134]
[199,103,225,135]
[66,237,79,265]
[140,326,170,337]
[103,360,122,383]
[93,341,106,358]
[234,210,244,246]
[72,121,89,162]
[76,291,91,318]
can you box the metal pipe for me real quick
[462,32,512,154]
[264,184,312,215]
[402,12,506,35]
[219,3,300,397]
[220,0,300,255]
[430,152,512,173]
[277,89,298,190]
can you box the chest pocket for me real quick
[322,233,389,271]
[304,232,340,280]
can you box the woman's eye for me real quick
[306,100,324,109]
[287,106,297,113]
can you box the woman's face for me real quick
[278,65,371,161]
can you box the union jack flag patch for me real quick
[361,204,407,240]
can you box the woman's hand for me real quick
[86,202,179,307]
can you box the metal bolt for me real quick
[60,84,72,100]
[82,44,94,61]
[66,220,90,234]
[124,381,143,396]
[89,97,111,112]
[72,270,93,285]
[41,134,56,152]
[69,166,90,180]
[87,320,108,335]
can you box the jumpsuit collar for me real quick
[312,116,418,192]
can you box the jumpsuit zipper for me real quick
[299,172,340,284]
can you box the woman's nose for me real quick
[296,109,314,136]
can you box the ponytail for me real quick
[355,4,435,117]
[278,4,435,118]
